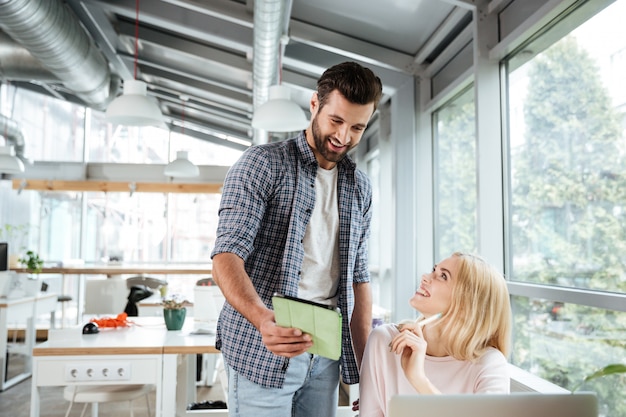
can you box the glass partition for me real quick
[433,87,477,260]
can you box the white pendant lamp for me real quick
[105,0,165,128]
[164,150,199,178]
[0,145,25,174]
[106,79,165,127]
[251,85,308,132]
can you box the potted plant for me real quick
[18,250,44,275]
[17,250,44,296]
[162,294,190,330]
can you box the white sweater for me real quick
[358,324,510,417]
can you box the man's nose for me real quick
[335,126,350,145]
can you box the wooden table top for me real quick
[11,264,212,275]
[0,292,58,308]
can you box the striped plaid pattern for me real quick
[211,132,372,388]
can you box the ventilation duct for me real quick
[0,32,57,82]
[0,0,114,110]
[0,114,26,162]
[252,0,295,144]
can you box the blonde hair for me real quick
[437,252,511,361]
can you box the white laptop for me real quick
[388,392,598,417]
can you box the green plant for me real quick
[162,294,190,310]
[0,223,28,251]
[18,250,44,274]
[570,363,626,393]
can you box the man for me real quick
[211,61,383,417]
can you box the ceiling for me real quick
[0,0,475,151]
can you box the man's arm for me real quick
[212,252,312,357]
[350,281,372,369]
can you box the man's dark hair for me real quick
[316,61,383,112]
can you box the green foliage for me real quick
[513,35,625,288]
[18,250,44,274]
[0,223,28,251]
[435,87,478,257]
[511,35,626,417]
[570,364,626,393]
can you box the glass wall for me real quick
[505,2,626,415]
[433,87,477,260]
[0,85,244,316]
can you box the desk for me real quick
[12,264,212,325]
[31,317,224,417]
[0,293,57,391]
[11,264,212,276]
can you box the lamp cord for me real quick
[182,99,185,135]
[134,0,140,80]
[3,80,8,143]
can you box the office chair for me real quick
[125,276,167,290]
[63,383,154,417]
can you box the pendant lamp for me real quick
[164,98,198,178]
[251,85,309,132]
[105,0,165,128]
[251,34,308,132]
[164,151,199,178]
[0,145,24,174]
[106,79,165,127]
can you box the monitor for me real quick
[0,242,7,271]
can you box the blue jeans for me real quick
[226,353,340,417]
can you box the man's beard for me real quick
[311,115,351,164]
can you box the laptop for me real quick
[388,392,598,417]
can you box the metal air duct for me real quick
[0,114,26,161]
[252,0,294,144]
[0,0,113,109]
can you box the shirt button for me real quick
[306,209,311,213]
[298,271,302,275]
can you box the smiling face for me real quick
[410,255,459,316]
[306,89,375,170]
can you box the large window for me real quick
[433,87,477,260]
[506,2,626,415]
[0,86,244,320]
[2,86,85,162]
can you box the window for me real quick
[2,86,85,162]
[433,87,477,260]
[506,2,626,414]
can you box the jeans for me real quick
[226,353,340,417]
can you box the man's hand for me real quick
[259,317,313,357]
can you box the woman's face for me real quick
[409,255,458,315]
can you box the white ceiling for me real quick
[1,0,475,150]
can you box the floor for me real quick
[0,351,226,417]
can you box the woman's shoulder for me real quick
[369,323,399,340]
[477,347,508,366]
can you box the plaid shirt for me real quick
[211,131,372,388]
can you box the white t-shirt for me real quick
[298,166,340,307]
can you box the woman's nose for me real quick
[421,273,431,283]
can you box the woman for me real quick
[358,252,512,417]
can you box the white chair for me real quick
[63,384,154,417]
[83,278,129,315]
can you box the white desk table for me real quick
[0,292,57,391]
[31,317,224,417]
